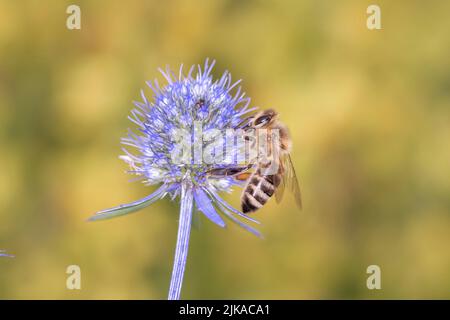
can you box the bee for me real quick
[207,109,302,213]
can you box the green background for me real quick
[0,1,449,299]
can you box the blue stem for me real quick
[168,181,193,300]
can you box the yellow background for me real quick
[0,1,449,299]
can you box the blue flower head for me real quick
[90,59,261,300]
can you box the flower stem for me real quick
[168,181,193,300]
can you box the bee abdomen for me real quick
[242,192,264,214]
[264,173,282,188]
[241,173,281,213]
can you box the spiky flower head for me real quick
[121,60,255,194]
[90,59,261,300]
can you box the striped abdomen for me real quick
[241,166,283,214]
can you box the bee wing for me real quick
[275,154,302,209]
[275,160,286,203]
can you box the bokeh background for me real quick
[0,0,449,299]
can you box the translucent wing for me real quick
[275,154,302,209]
[275,159,285,203]
[286,154,302,209]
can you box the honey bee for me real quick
[208,109,302,213]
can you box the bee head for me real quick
[253,109,278,128]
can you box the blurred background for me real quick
[0,0,449,299]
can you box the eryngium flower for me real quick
[89,59,261,300]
